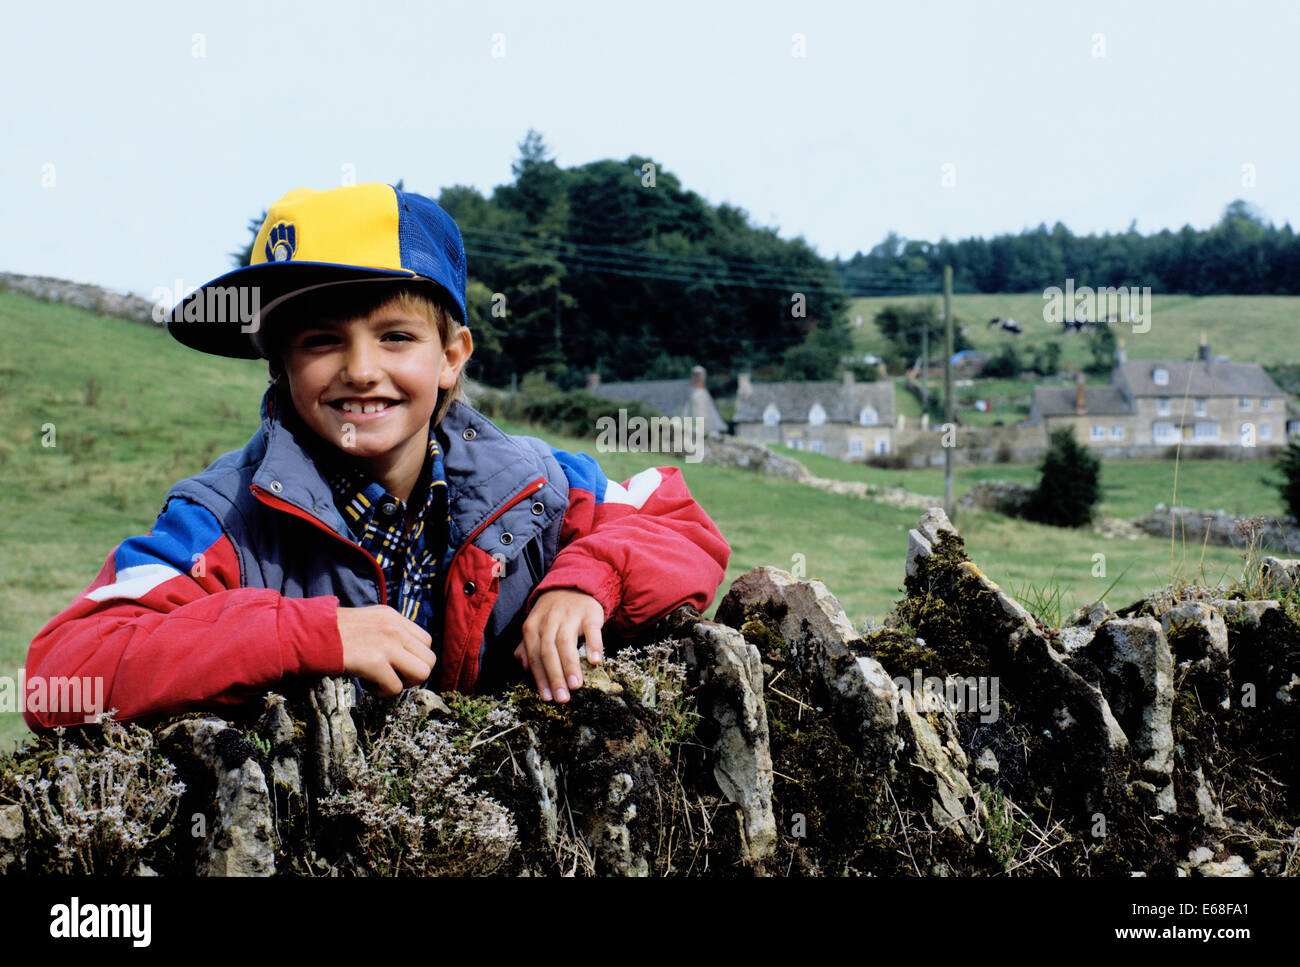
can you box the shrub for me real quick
[981,344,1022,379]
[1270,436,1300,522]
[1025,428,1102,527]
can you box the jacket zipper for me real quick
[250,484,389,606]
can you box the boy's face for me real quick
[280,298,470,478]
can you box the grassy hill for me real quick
[0,291,1263,752]
[848,292,1300,368]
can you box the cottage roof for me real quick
[1118,359,1283,398]
[1032,385,1132,417]
[590,379,727,433]
[734,379,895,425]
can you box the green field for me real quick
[849,292,1300,368]
[0,291,1266,752]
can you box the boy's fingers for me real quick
[538,617,570,702]
[558,618,583,692]
[523,625,552,700]
[583,613,605,665]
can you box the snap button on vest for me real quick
[380,502,398,516]
[462,427,477,441]
[463,580,476,595]
[269,480,284,494]
[531,501,545,515]
[500,532,513,545]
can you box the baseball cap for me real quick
[167,182,468,359]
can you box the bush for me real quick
[981,344,1022,379]
[474,386,662,440]
[1025,428,1102,527]
[1270,437,1300,522]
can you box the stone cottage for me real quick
[585,366,728,434]
[733,371,895,459]
[1030,336,1287,448]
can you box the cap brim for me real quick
[167,261,417,359]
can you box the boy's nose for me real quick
[342,340,380,384]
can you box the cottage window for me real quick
[1157,397,1170,416]
[1261,422,1273,440]
[848,438,864,456]
[763,404,780,427]
[874,438,891,455]
[1194,398,1207,416]
[1152,421,1178,443]
[1110,425,1123,440]
[786,438,803,450]
[1153,367,1169,386]
[1262,397,1273,411]
[809,439,826,454]
[1090,424,1106,441]
[1240,396,1252,410]
[859,406,879,426]
[808,403,827,427]
[1193,422,1219,440]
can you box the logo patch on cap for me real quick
[265,223,297,262]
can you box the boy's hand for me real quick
[514,590,605,703]
[338,605,436,697]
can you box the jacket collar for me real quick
[253,385,555,553]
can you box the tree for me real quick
[873,302,971,371]
[1084,325,1118,376]
[1270,437,1300,522]
[1025,428,1102,527]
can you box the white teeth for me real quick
[363,403,379,414]
[338,400,391,414]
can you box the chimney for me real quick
[1115,337,1127,365]
[1075,373,1087,414]
[586,372,601,391]
[843,370,855,388]
[690,365,706,390]
[1198,331,1210,365]
[737,373,752,395]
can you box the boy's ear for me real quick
[439,326,473,390]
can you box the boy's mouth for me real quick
[326,398,402,415]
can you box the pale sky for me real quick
[3,0,1297,299]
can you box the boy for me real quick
[23,183,731,729]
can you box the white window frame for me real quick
[1262,397,1273,411]
[1193,421,1219,440]
[1153,367,1169,386]
[1090,424,1106,441]
[808,403,827,427]
[763,404,780,427]
[1194,397,1208,417]
[809,439,826,454]
[1240,396,1252,410]
[1152,421,1178,443]
[1157,397,1171,416]
[786,438,803,450]
[874,438,890,455]
[848,438,864,456]
[1260,422,1273,440]
[1110,425,1124,440]
[859,406,878,427]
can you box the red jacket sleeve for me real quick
[527,450,731,632]
[23,496,344,730]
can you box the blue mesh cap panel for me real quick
[394,188,468,323]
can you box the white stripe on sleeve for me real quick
[86,563,184,603]
[602,468,663,510]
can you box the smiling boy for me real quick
[23,183,731,728]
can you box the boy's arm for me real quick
[23,496,344,730]
[527,449,731,632]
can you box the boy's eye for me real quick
[297,333,338,348]
[382,331,413,342]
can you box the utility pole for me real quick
[920,322,928,412]
[944,265,954,518]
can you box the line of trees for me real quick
[237,133,854,391]
[836,201,1300,296]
